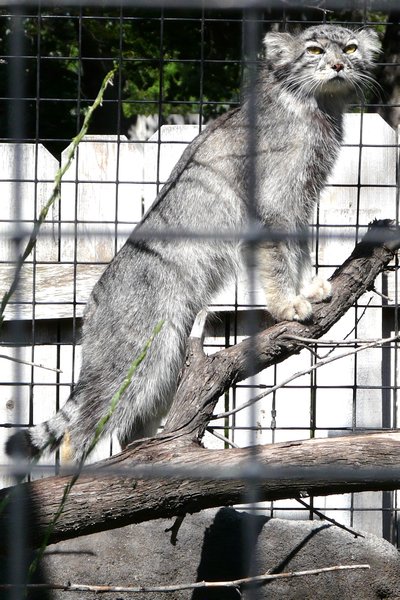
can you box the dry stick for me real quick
[316,298,373,360]
[157,224,400,448]
[213,334,400,421]
[285,297,373,360]
[0,564,370,594]
[206,426,240,448]
[372,286,392,302]
[334,296,373,348]
[0,354,62,373]
[295,497,364,539]
[0,66,118,328]
[282,335,396,346]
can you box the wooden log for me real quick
[2,432,400,551]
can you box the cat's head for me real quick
[263,25,381,100]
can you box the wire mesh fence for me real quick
[0,1,399,597]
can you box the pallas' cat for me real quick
[6,25,381,460]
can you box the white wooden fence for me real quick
[0,114,398,537]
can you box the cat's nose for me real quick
[332,63,344,72]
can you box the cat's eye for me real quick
[344,44,358,54]
[306,46,324,55]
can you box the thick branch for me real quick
[2,432,400,551]
[164,219,400,437]
[1,219,399,550]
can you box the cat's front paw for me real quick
[271,295,312,322]
[301,276,332,303]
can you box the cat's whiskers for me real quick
[285,72,320,99]
[358,72,383,97]
[285,72,340,101]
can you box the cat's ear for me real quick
[357,28,382,56]
[263,32,295,65]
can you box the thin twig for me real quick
[322,297,373,357]
[295,498,364,539]
[0,564,370,594]
[304,3,334,13]
[311,297,373,360]
[371,286,392,302]
[213,335,400,420]
[297,297,374,361]
[281,335,397,346]
[206,426,240,448]
[0,354,62,373]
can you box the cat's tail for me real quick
[5,401,74,459]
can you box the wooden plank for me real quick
[0,263,105,320]
[0,142,59,263]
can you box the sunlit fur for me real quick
[6,25,380,460]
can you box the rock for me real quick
[41,508,400,599]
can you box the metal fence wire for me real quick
[0,1,399,598]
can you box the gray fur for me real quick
[6,25,380,459]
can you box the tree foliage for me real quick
[0,7,243,154]
[0,6,396,157]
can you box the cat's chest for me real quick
[259,115,340,178]
[290,111,341,173]
[255,111,341,217]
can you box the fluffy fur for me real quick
[6,25,380,459]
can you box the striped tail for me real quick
[5,402,74,459]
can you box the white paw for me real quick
[271,295,312,322]
[301,276,332,303]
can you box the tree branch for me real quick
[163,219,400,439]
[2,431,400,551]
[1,219,399,551]
[0,564,371,594]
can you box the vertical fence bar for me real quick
[6,7,27,600]
[242,8,264,599]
